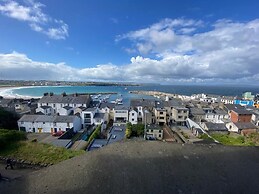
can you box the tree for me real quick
[0,107,19,130]
[125,128,132,139]
[132,124,145,137]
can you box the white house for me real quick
[37,93,91,115]
[226,122,257,135]
[36,106,53,115]
[205,110,230,123]
[99,102,115,120]
[145,125,163,140]
[221,96,235,104]
[81,107,98,127]
[18,115,81,133]
[59,106,73,116]
[128,109,138,124]
[114,105,129,124]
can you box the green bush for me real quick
[125,128,132,138]
[0,129,27,148]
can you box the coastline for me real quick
[0,86,42,99]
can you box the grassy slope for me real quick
[0,141,85,164]
[0,129,85,164]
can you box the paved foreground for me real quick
[1,141,259,194]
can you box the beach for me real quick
[0,86,42,99]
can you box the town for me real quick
[1,90,259,152]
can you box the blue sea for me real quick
[5,85,259,105]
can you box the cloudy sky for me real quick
[0,0,259,85]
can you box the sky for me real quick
[0,0,259,85]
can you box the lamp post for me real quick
[144,109,149,140]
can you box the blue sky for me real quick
[0,0,259,84]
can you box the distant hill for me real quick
[2,141,259,194]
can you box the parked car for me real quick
[112,135,117,139]
[52,131,64,137]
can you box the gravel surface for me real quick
[1,140,259,194]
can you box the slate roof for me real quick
[214,109,228,115]
[224,104,244,111]
[62,106,73,110]
[205,122,228,131]
[38,94,90,104]
[234,122,257,130]
[232,109,252,115]
[94,113,105,119]
[40,106,52,110]
[35,115,56,122]
[190,108,205,115]
[54,116,76,123]
[99,102,115,109]
[114,105,129,110]
[18,115,39,122]
[163,99,183,107]
[130,99,156,108]
[0,98,13,107]
[18,115,78,123]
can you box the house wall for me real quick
[36,107,53,115]
[172,108,189,124]
[114,110,128,123]
[18,121,35,132]
[81,110,96,127]
[241,129,257,136]
[146,129,163,140]
[205,113,229,123]
[226,122,239,133]
[129,110,138,124]
[230,112,252,123]
[154,109,167,125]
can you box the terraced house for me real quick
[36,93,91,116]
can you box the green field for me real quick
[0,129,85,164]
[201,133,258,146]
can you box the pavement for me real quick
[107,125,126,144]
[0,162,37,182]
[2,141,259,194]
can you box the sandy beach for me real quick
[0,86,41,99]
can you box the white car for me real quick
[112,135,117,139]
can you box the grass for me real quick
[0,140,85,165]
[200,133,257,146]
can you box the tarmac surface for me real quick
[1,140,259,194]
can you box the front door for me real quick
[38,128,42,133]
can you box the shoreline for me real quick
[0,86,42,99]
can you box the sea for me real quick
[2,85,259,106]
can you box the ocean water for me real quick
[4,85,259,105]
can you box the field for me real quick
[0,129,85,164]
[201,132,259,146]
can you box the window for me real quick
[132,113,134,116]
[21,121,24,124]
[53,104,56,107]
[160,117,164,119]
[151,129,153,132]
[158,134,161,137]
[132,118,135,121]
[43,122,45,124]
[67,123,70,127]
[160,112,164,114]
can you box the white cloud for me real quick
[0,0,68,39]
[0,18,259,85]
[115,18,259,84]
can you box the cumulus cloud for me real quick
[0,18,259,84]
[116,18,259,84]
[0,0,68,39]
